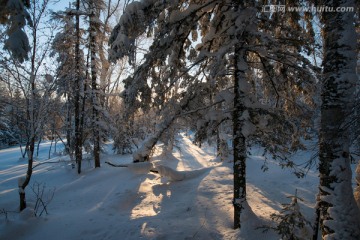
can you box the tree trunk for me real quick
[89,1,101,168]
[19,2,38,210]
[233,45,247,229]
[74,0,83,174]
[48,134,53,159]
[355,160,360,209]
[19,192,26,211]
[98,30,110,112]
[133,95,194,162]
[312,193,320,240]
[133,115,176,162]
[65,93,72,158]
[19,136,35,211]
[319,0,360,238]
[36,137,41,157]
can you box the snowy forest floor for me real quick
[0,133,357,239]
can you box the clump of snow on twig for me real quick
[153,165,185,181]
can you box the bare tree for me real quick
[0,0,58,211]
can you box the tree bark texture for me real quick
[233,45,247,229]
[319,0,360,238]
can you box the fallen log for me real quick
[105,161,128,167]
[105,161,159,173]
[105,161,209,181]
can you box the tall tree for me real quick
[318,0,360,238]
[0,0,58,210]
[51,12,77,159]
[74,0,84,174]
[85,0,122,167]
[109,0,317,229]
[20,0,58,211]
[87,0,103,168]
[52,0,123,169]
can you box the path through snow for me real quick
[0,134,320,239]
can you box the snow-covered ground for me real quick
[0,134,351,239]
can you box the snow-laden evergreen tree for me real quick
[318,0,360,238]
[0,0,31,62]
[84,0,122,167]
[52,0,123,169]
[0,80,28,153]
[266,190,312,240]
[109,0,317,229]
[71,0,86,173]
[0,81,11,147]
[51,12,78,159]
[86,0,104,168]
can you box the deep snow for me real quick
[0,133,355,239]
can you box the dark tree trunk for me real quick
[312,193,320,240]
[19,192,26,211]
[65,94,72,158]
[36,137,41,157]
[19,136,35,211]
[216,129,220,156]
[19,4,38,210]
[233,45,247,229]
[48,134,53,159]
[89,1,101,168]
[74,0,83,174]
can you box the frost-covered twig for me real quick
[0,208,9,221]
[32,159,70,170]
[105,161,160,173]
[0,208,18,221]
[105,161,128,167]
[30,182,55,217]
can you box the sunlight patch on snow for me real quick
[0,147,26,154]
[33,166,54,174]
[0,164,28,177]
[196,166,234,233]
[88,186,117,212]
[130,179,163,219]
[151,144,163,157]
[0,133,323,240]
[247,183,280,220]
[89,202,104,212]
[0,173,26,185]
[174,136,215,170]
[140,222,157,238]
[165,189,171,197]
[0,188,16,195]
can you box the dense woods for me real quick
[0,0,359,239]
